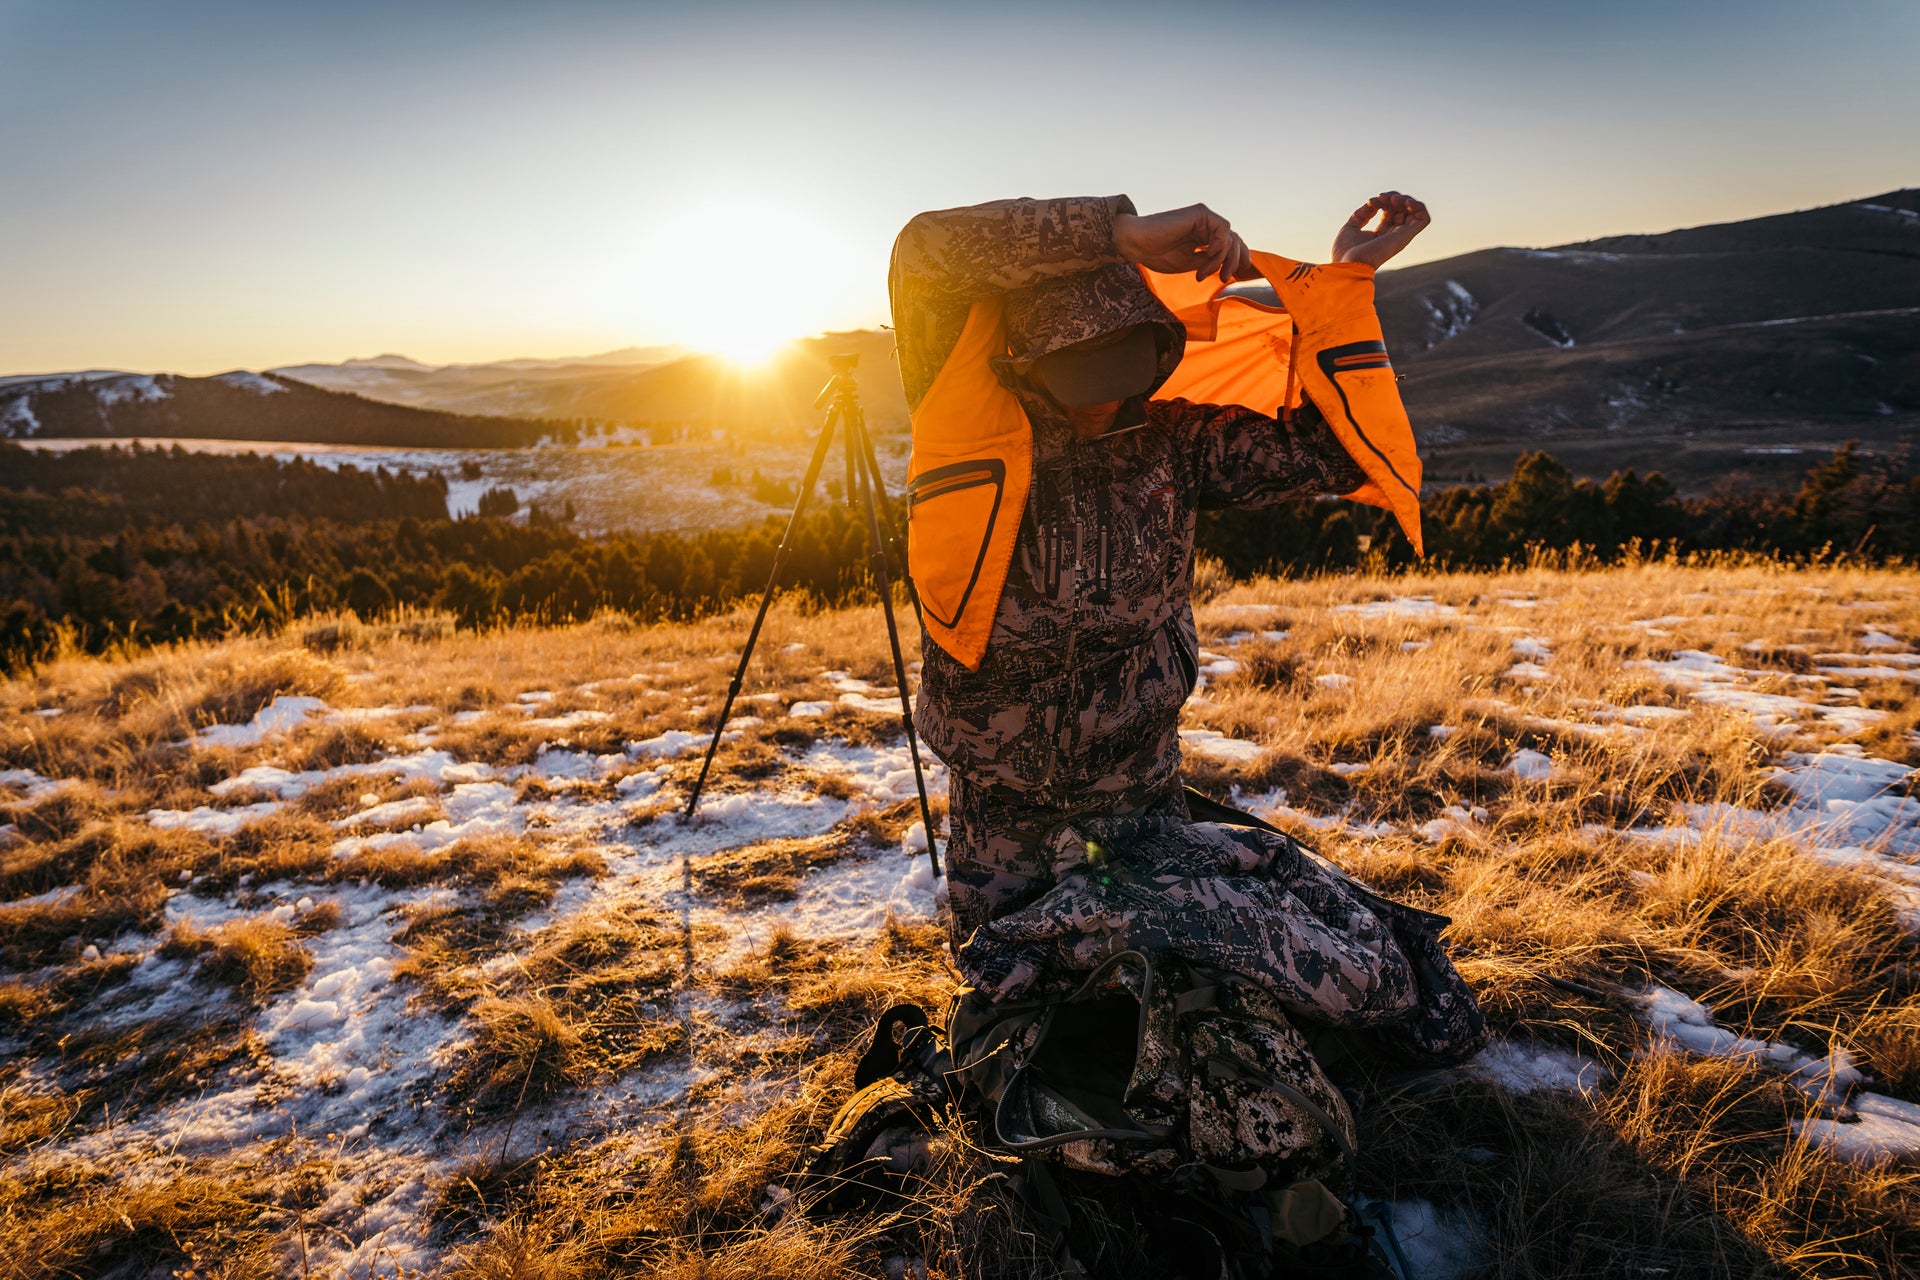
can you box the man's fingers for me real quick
[1191,221,1234,280]
[1208,233,1242,283]
[1194,236,1229,282]
[1231,237,1255,282]
[1223,232,1249,282]
[1186,205,1230,253]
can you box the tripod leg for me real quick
[848,410,943,881]
[683,404,840,820]
[852,406,927,635]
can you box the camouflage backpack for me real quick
[946,948,1358,1197]
[805,798,1482,1275]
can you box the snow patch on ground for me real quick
[716,848,940,965]
[1357,1197,1487,1280]
[798,740,948,805]
[1636,985,1920,1162]
[1,882,83,910]
[1474,1039,1609,1094]
[1510,636,1552,662]
[1632,649,1878,737]
[839,691,914,715]
[190,695,332,747]
[1507,749,1556,781]
[627,728,718,760]
[1180,728,1266,764]
[148,801,284,835]
[0,767,78,801]
[333,782,523,855]
[210,748,492,799]
[1333,596,1462,621]
[335,795,440,830]
[1664,745,1920,927]
[1240,787,1395,839]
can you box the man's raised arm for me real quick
[888,195,1134,410]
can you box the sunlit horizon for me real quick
[1,1,1913,377]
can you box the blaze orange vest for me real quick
[906,252,1422,670]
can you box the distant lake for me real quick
[12,435,911,536]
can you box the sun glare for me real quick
[625,198,862,368]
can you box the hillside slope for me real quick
[1372,189,1920,482]
[271,345,689,416]
[491,328,910,429]
[271,190,1920,479]
[0,370,555,447]
[266,332,912,430]
[6,191,1912,470]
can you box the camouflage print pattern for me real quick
[1333,873,1495,1066]
[889,195,1147,411]
[962,951,1355,1192]
[957,816,1417,1030]
[952,813,1490,1066]
[1185,994,1354,1189]
[997,261,1186,380]
[890,197,1368,949]
[943,772,1189,944]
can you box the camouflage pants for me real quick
[944,773,1188,949]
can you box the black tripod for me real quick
[682,354,942,880]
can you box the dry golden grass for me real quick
[159,915,316,1004]
[3,561,1920,1276]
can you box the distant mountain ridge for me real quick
[267,345,692,415]
[4,189,1913,480]
[0,369,553,448]
[269,336,906,428]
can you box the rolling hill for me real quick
[274,330,909,431]
[259,188,1919,483]
[269,345,690,416]
[0,370,557,448]
[4,190,1913,482]
[1370,188,1920,484]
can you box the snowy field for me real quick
[4,564,1920,1276]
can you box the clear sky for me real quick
[1,0,1914,375]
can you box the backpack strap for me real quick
[1008,1158,1088,1280]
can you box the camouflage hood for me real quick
[992,262,1186,395]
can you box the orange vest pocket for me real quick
[907,458,1008,631]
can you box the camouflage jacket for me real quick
[889,196,1367,803]
[957,813,1490,1067]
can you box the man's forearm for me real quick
[888,195,1134,409]
[1190,401,1369,510]
[890,195,1132,301]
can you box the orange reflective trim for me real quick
[1248,252,1423,555]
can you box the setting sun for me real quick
[625,198,861,366]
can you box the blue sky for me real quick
[1,0,1913,372]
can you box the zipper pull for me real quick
[1090,527,1113,605]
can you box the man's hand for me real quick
[1332,192,1430,268]
[1113,204,1253,284]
